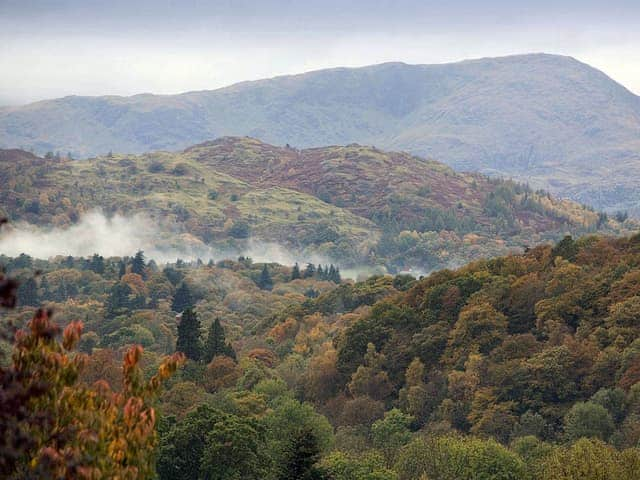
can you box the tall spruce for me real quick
[18,277,39,307]
[176,307,202,361]
[291,263,301,281]
[257,264,273,291]
[280,427,324,480]
[118,260,127,279]
[203,318,235,363]
[131,250,146,278]
[89,254,105,274]
[303,263,315,278]
[172,282,194,312]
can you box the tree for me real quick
[176,307,202,361]
[89,254,105,274]
[395,435,526,480]
[157,404,270,480]
[347,343,393,401]
[203,318,235,363]
[118,260,127,279]
[542,438,639,480]
[304,263,316,278]
[370,409,413,465]
[131,250,146,278]
[291,263,301,280]
[172,282,194,312]
[257,264,273,291]
[563,401,615,442]
[0,309,182,479]
[280,427,325,480]
[105,282,133,318]
[17,277,39,307]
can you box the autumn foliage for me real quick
[0,308,183,479]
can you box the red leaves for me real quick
[62,321,83,350]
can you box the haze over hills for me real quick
[2,53,640,213]
[0,137,629,272]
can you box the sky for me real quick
[1,0,639,105]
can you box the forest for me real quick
[2,231,640,478]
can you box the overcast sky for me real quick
[1,0,639,105]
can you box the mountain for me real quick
[0,137,628,271]
[1,54,640,213]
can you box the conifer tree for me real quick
[171,282,194,312]
[105,282,132,318]
[258,264,273,291]
[18,277,39,307]
[280,427,324,480]
[291,263,301,281]
[131,250,146,278]
[89,254,105,274]
[118,260,127,279]
[303,263,315,278]
[203,318,236,363]
[39,276,51,301]
[316,265,324,280]
[176,307,202,361]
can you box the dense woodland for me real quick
[2,232,640,478]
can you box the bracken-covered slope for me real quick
[0,137,628,271]
[2,54,640,212]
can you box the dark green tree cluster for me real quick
[303,263,341,283]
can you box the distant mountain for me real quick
[0,137,628,271]
[1,54,640,213]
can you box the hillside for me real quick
[3,233,640,478]
[0,137,626,272]
[2,54,640,213]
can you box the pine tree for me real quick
[257,264,273,291]
[89,254,105,274]
[303,263,316,278]
[316,265,324,280]
[18,277,39,307]
[131,250,146,278]
[105,282,132,318]
[40,276,51,301]
[172,282,194,312]
[118,260,127,279]
[176,307,201,361]
[280,427,324,480]
[203,318,236,363]
[291,263,301,281]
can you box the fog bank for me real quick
[0,210,343,270]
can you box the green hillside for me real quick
[0,138,628,271]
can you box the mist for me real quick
[0,210,346,271]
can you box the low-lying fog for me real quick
[0,210,382,279]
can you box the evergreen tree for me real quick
[89,254,105,274]
[172,282,194,312]
[18,277,39,307]
[163,266,184,286]
[316,265,324,280]
[131,250,146,278]
[118,260,127,279]
[176,307,202,361]
[40,276,51,301]
[280,427,325,480]
[105,282,132,318]
[203,318,236,363]
[291,263,301,281]
[303,263,315,278]
[257,264,273,291]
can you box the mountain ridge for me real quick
[2,54,640,212]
